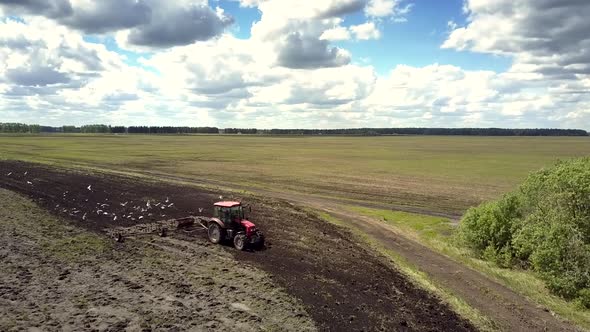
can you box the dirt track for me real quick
[0,160,474,331]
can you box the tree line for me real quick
[0,123,587,136]
[0,123,41,133]
[259,127,589,136]
[1,124,220,134]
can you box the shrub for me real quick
[457,157,590,306]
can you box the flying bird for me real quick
[23,171,27,176]
[82,213,87,221]
[87,185,92,191]
[6,172,12,176]
[27,181,32,185]
[120,201,128,207]
[165,197,169,203]
[219,195,223,200]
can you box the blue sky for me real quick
[0,0,589,129]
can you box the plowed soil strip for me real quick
[0,160,473,332]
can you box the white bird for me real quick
[154,202,161,207]
[161,206,165,210]
[27,181,32,185]
[24,171,27,176]
[198,208,203,213]
[87,185,92,191]
[120,201,128,207]
[100,203,108,208]
[6,172,12,176]
[138,216,144,220]
[146,200,151,209]
[113,216,117,221]
[97,209,103,214]
[168,203,174,207]
[165,197,169,203]
[219,195,223,200]
[82,213,87,221]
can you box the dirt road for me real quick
[0,160,473,331]
[301,200,576,331]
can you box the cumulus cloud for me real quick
[6,66,70,86]
[365,0,412,20]
[320,26,351,41]
[350,22,381,40]
[62,0,151,34]
[0,0,72,18]
[442,0,590,78]
[0,1,589,129]
[277,32,351,69]
[0,0,233,47]
[125,3,234,47]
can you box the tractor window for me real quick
[221,208,231,224]
[230,206,244,220]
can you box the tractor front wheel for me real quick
[208,223,225,244]
[233,233,247,251]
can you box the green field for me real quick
[1,134,588,215]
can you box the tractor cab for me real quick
[213,201,245,226]
[208,201,263,250]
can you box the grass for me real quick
[350,206,590,330]
[0,134,589,215]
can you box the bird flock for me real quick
[5,168,181,225]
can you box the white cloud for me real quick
[365,0,412,20]
[0,0,233,47]
[0,1,589,129]
[365,0,396,17]
[350,22,381,40]
[320,26,351,41]
[442,0,590,79]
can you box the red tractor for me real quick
[207,201,265,250]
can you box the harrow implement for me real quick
[105,216,211,242]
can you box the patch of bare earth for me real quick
[0,188,315,331]
[0,160,474,331]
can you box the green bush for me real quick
[458,157,590,307]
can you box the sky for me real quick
[0,0,589,129]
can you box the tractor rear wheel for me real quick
[233,233,247,251]
[208,223,225,244]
